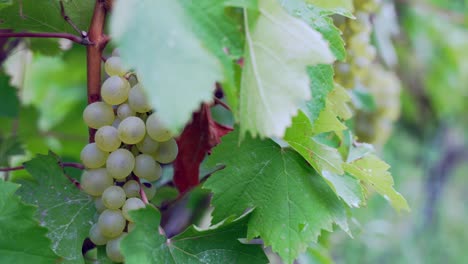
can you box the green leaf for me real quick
[110,0,223,132]
[312,105,347,134]
[284,112,364,208]
[0,180,59,264]
[281,0,347,60]
[0,74,19,118]
[343,154,410,212]
[121,207,268,263]
[239,0,334,138]
[327,84,352,120]
[304,65,335,124]
[204,130,347,263]
[179,0,245,119]
[285,111,344,175]
[16,153,95,264]
[0,0,94,33]
[322,172,365,208]
[305,0,354,17]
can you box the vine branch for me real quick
[0,31,91,45]
[86,0,110,142]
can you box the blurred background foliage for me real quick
[0,0,467,263]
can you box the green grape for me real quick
[81,169,113,196]
[106,232,127,263]
[128,84,152,113]
[118,116,146,144]
[95,126,122,152]
[142,182,156,200]
[80,143,108,169]
[146,113,172,142]
[123,180,140,198]
[83,102,115,129]
[89,223,108,246]
[153,138,178,164]
[117,103,136,120]
[94,197,106,213]
[98,209,126,238]
[102,186,126,210]
[133,154,162,181]
[104,56,127,77]
[127,222,135,232]
[136,134,159,154]
[106,149,135,180]
[122,197,145,222]
[101,76,131,105]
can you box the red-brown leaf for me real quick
[174,103,232,194]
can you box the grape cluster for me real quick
[80,54,178,262]
[333,0,401,147]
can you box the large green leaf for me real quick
[0,0,94,33]
[204,130,347,263]
[110,0,223,132]
[181,0,244,117]
[285,111,364,208]
[239,0,334,138]
[16,153,95,264]
[285,111,343,175]
[343,154,410,212]
[0,180,59,264]
[121,207,268,263]
[282,0,347,60]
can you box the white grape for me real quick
[94,197,106,213]
[89,223,108,246]
[83,102,115,129]
[136,134,159,154]
[81,169,113,196]
[106,232,127,263]
[80,143,108,169]
[106,149,135,180]
[98,209,126,238]
[128,84,152,113]
[117,103,136,120]
[95,126,121,152]
[123,180,140,198]
[122,198,145,222]
[146,113,172,142]
[101,76,130,105]
[153,138,178,164]
[104,56,127,77]
[102,186,126,210]
[133,154,162,181]
[118,116,146,144]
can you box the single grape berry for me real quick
[104,56,127,77]
[98,209,126,238]
[146,113,172,142]
[128,84,152,113]
[106,149,135,180]
[81,169,114,196]
[102,186,126,210]
[133,154,162,181]
[83,102,115,129]
[101,76,131,105]
[118,116,146,144]
[123,180,140,198]
[95,126,122,152]
[153,138,178,164]
[80,143,108,169]
[89,223,108,246]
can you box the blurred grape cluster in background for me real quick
[329,0,468,263]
